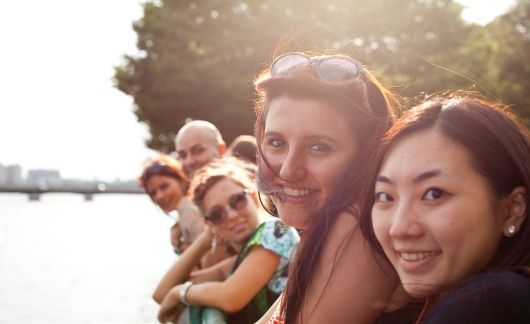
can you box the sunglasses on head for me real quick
[205,190,250,225]
[143,162,168,177]
[270,52,365,83]
[142,161,182,182]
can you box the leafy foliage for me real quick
[114,0,530,151]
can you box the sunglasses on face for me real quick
[270,52,365,83]
[205,190,250,225]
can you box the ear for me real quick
[250,190,260,207]
[502,186,527,237]
[218,142,226,156]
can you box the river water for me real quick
[0,193,177,324]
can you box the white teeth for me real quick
[400,251,440,261]
[282,187,315,197]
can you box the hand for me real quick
[170,222,182,249]
[158,287,186,323]
[197,225,215,247]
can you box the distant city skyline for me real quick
[0,0,515,181]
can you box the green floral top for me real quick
[227,219,299,323]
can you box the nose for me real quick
[388,202,424,239]
[152,190,164,205]
[226,204,240,221]
[278,149,307,181]
[182,154,196,169]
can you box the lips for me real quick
[395,249,442,272]
[230,222,249,234]
[400,251,441,262]
[282,186,318,197]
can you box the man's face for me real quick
[176,127,221,177]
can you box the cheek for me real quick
[317,155,355,192]
[371,209,390,245]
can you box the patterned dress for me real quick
[191,219,299,324]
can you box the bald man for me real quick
[175,120,226,177]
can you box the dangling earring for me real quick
[211,235,218,253]
[507,224,517,236]
[258,191,278,216]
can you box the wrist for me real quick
[179,281,194,305]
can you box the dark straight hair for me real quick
[360,95,530,289]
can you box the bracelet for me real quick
[179,281,193,305]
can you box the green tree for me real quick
[115,0,475,151]
[487,0,530,121]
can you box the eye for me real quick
[310,143,331,152]
[375,191,393,203]
[423,188,446,200]
[177,151,187,160]
[191,146,205,156]
[265,138,285,149]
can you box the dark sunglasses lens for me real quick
[271,54,310,76]
[318,58,362,82]
[229,191,248,211]
[207,207,225,225]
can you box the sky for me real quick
[0,0,517,181]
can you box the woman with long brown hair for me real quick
[254,52,411,323]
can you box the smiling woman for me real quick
[363,95,530,322]
[153,158,299,324]
[253,52,410,324]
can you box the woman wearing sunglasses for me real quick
[254,52,413,323]
[153,158,300,323]
[362,96,530,323]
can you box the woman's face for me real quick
[145,174,185,213]
[372,128,506,298]
[261,96,359,229]
[202,178,260,246]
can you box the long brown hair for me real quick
[254,53,396,322]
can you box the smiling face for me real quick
[145,174,185,213]
[202,178,260,248]
[261,96,359,229]
[176,126,222,177]
[372,128,507,298]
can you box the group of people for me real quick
[139,51,530,323]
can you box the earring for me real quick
[507,224,517,236]
[211,235,218,253]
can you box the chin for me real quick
[403,282,438,299]
[278,212,309,229]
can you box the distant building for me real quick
[27,169,62,187]
[0,164,23,186]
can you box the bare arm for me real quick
[168,246,281,313]
[153,228,230,303]
[299,212,400,323]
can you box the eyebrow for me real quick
[263,131,339,143]
[376,169,442,185]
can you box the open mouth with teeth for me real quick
[399,251,441,262]
[282,187,318,197]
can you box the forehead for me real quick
[145,174,178,188]
[264,96,355,138]
[176,126,217,151]
[379,128,475,180]
[202,178,244,208]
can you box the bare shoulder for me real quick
[302,209,398,323]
